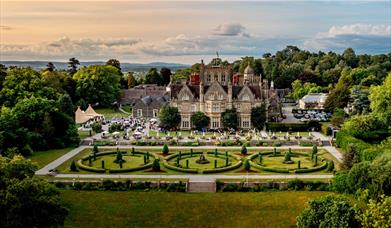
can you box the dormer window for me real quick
[182,94,189,101]
[243,94,250,101]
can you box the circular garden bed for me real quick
[76,150,157,173]
[248,150,329,174]
[163,150,242,174]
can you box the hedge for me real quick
[294,161,328,173]
[202,161,243,174]
[335,131,370,152]
[249,161,290,173]
[266,121,320,131]
[76,160,106,173]
[108,163,153,173]
[162,162,198,173]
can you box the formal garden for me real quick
[62,145,337,175]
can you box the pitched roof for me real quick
[75,105,103,124]
[301,93,328,103]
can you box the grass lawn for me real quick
[78,130,95,140]
[61,190,331,228]
[270,131,311,137]
[28,147,73,169]
[95,108,130,119]
[149,130,216,137]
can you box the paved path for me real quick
[52,174,333,182]
[35,146,88,175]
[323,146,343,163]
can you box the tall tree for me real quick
[158,106,180,130]
[127,72,137,88]
[251,104,267,130]
[106,59,121,72]
[46,62,55,72]
[144,68,163,85]
[369,73,391,126]
[221,108,239,130]
[160,67,172,86]
[0,67,58,107]
[191,112,210,130]
[73,65,121,107]
[67,57,80,76]
[0,64,7,89]
[0,155,68,227]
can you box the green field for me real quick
[95,108,130,119]
[28,147,73,168]
[61,190,331,228]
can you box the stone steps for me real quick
[188,181,216,192]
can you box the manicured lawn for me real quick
[95,108,130,119]
[269,131,311,137]
[61,190,331,228]
[28,147,73,169]
[78,130,94,140]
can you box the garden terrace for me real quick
[51,146,338,175]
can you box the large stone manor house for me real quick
[168,58,284,130]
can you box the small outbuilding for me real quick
[75,105,104,125]
[299,93,328,109]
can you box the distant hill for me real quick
[0,61,190,72]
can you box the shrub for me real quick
[108,123,122,133]
[162,144,169,155]
[152,159,160,171]
[70,160,78,172]
[91,122,102,133]
[327,160,335,172]
[102,180,116,190]
[244,159,251,171]
[288,179,305,190]
[341,143,360,170]
[241,145,247,155]
[296,195,359,228]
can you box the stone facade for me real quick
[169,58,283,130]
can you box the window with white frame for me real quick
[207,74,211,82]
[236,104,241,112]
[242,94,250,101]
[153,109,158,117]
[212,117,220,128]
[181,116,190,128]
[208,94,214,100]
[191,104,197,112]
[137,109,143,117]
[212,104,220,112]
[242,117,250,128]
[182,94,189,101]
[218,94,224,100]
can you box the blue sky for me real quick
[1,1,390,63]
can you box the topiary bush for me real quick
[152,159,160,171]
[70,160,78,172]
[162,144,169,155]
[241,145,248,155]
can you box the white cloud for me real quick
[302,24,391,54]
[322,24,391,37]
[213,23,251,37]
[0,36,141,60]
